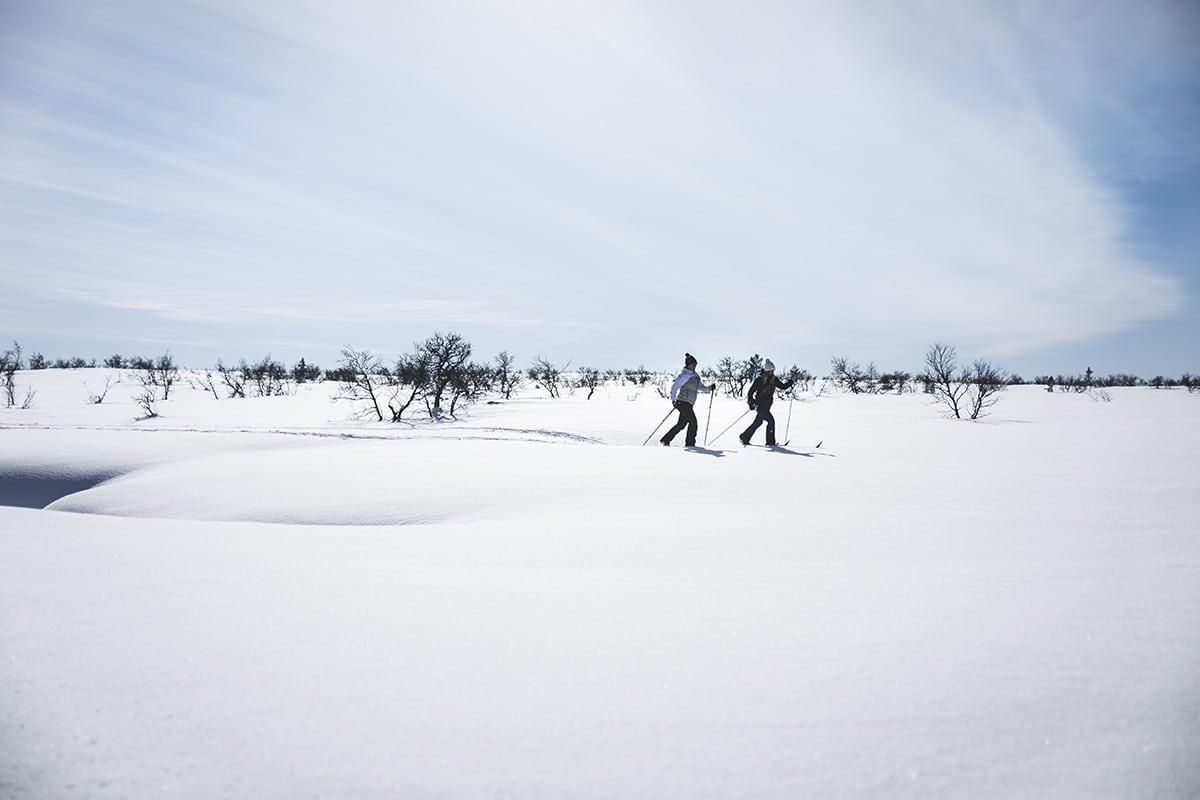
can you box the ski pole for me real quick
[784,396,793,443]
[703,390,715,446]
[709,408,752,445]
[641,407,675,446]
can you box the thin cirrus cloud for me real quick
[0,0,1193,369]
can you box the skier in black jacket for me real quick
[739,359,793,446]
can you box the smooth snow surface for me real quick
[2,370,1198,798]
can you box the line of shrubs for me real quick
[3,338,1197,419]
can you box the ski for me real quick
[741,440,824,449]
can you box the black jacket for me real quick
[747,374,793,410]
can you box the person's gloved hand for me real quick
[709,383,717,392]
[672,400,680,409]
[748,401,757,410]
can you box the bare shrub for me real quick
[779,366,813,396]
[216,359,247,398]
[245,355,291,397]
[923,343,1007,419]
[1,341,20,408]
[53,357,94,369]
[528,356,563,398]
[923,343,971,419]
[577,367,602,399]
[967,359,1008,419]
[134,353,179,401]
[710,354,766,397]
[447,361,494,416]
[712,356,738,396]
[495,352,523,399]
[134,388,159,418]
[623,365,652,387]
[85,375,117,404]
[333,347,387,421]
[197,371,221,400]
[385,352,430,422]
[335,334,492,422]
[878,371,912,394]
[1,342,35,408]
[830,356,877,394]
[419,332,472,414]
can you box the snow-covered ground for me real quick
[2,369,1198,798]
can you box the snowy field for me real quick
[2,368,1198,798]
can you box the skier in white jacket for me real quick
[661,353,715,447]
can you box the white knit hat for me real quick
[764,359,775,372]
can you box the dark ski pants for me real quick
[741,406,776,445]
[662,401,699,446]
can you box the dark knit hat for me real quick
[684,352,697,365]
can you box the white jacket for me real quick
[669,368,712,405]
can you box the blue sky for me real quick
[2,0,1198,377]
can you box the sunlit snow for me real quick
[2,369,1198,798]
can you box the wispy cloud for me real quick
[1,0,1195,369]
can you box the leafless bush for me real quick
[53,357,94,369]
[335,335,493,422]
[333,347,388,421]
[878,371,913,394]
[134,352,178,401]
[1,342,35,409]
[713,356,738,396]
[923,343,1007,419]
[923,343,970,418]
[528,356,563,398]
[495,352,523,399]
[779,366,814,397]
[1,341,20,408]
[967,359,1008,419]
[577,367,603,399]
[213,357,291,398]
[216,359,247,398]
[419,332,473,414]
[446,361,494,416]
[245,355,291,397]
[623,365,652,387]
[713,354,763,397]
[134,388,159,418]
[197,371,221,399]
[385,352,429,422]
[85,375,117,404]
[830,356,879,394]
